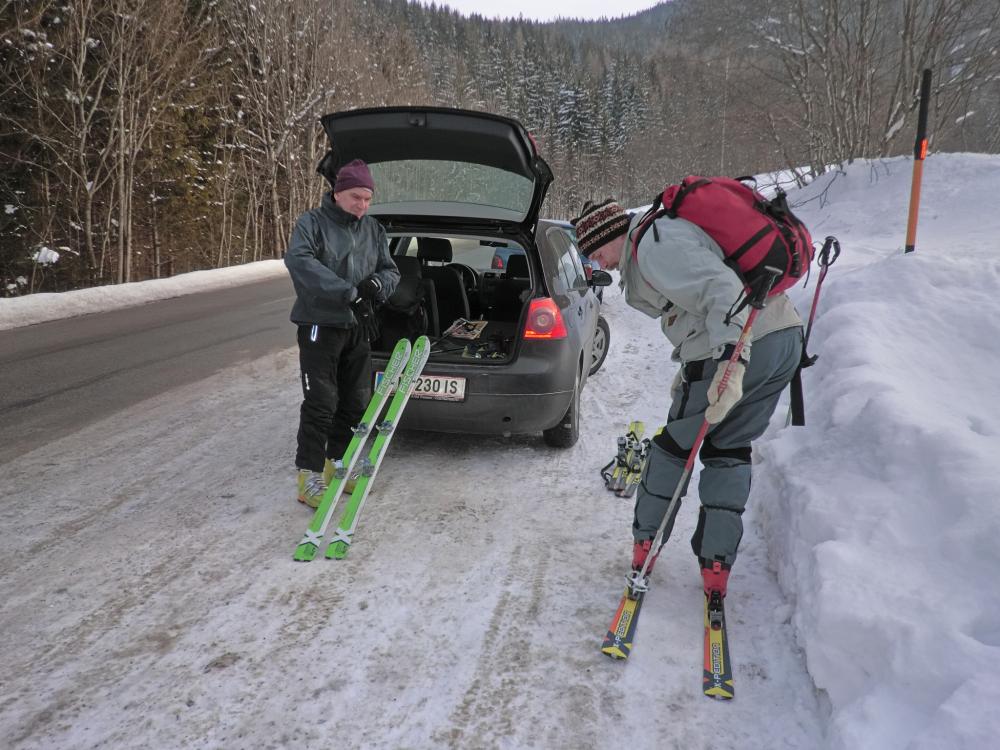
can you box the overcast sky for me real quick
[422,0,662,22]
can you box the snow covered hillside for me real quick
[1,153,998,749]
[764,153,1000,748]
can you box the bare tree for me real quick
[104,0,210,282]
[220,0,342,261]
[5,0,997,294]
[758,0,1000,175]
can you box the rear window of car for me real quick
[368,160,535,220]
[396,236,525,273]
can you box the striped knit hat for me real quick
[572,199,630,256]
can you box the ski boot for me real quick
[700,559,731,597]
[628,539,663,594]
[296,469,327,509]
[701,559,732,622]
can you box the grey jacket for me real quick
[284,193,400,327]
[619,213,802,363]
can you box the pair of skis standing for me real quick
[293,335,429,562]
[603,239,840,700]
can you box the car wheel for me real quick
[543,367,580,448]
[589,315,610,376]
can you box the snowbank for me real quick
[758,153,1000,748]
[0,259,286,331]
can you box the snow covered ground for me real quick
[1,153,998,749]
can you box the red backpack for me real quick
[632,176,813,298]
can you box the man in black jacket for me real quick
[284,159,400,507]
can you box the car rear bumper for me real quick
[371,341,578,435]
[397,389,573,434]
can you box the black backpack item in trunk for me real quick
[378,275,429,344]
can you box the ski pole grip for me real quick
[819,237,840,267]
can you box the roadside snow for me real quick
[0,260,286,331]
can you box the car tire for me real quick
[589,315,610,376]
[543,368,580,449]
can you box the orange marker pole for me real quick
[905,69,932,254]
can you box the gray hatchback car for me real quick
[319,106,612,447]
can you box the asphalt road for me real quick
[0,276,297,465]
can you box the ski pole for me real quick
[628,268,781,596]
[803,236,839,351]
[787,236,840,426]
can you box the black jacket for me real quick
[284,193,399,327]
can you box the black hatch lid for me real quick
[319,107,553,231]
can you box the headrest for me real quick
[393,255,422,278]
[506,253,529,278]
[417,237,453,263]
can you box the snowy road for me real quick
[0,287,823,749]
[0,275,294,464]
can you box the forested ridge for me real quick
[2,0,997,293]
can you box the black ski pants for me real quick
[295,324,371,472]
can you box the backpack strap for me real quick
[665,178,711,219]
[630,195,665,252]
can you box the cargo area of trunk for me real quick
[372,235,534,364]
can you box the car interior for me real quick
[375,235,534,362]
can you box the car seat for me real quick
[491,253,532,322]
[417,237,471,332]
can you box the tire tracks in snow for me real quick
[437,540,551,748]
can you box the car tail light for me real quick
[492,256,504,270]
[523,297,568,340]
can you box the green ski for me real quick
[325,334,430,559]
[293,337,412,562]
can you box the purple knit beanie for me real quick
[333,159,375,194]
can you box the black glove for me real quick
[352,297,380,343]
[356,274,384,303]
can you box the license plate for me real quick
[375,372,466,402]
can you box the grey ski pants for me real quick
[633,326,802,567]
